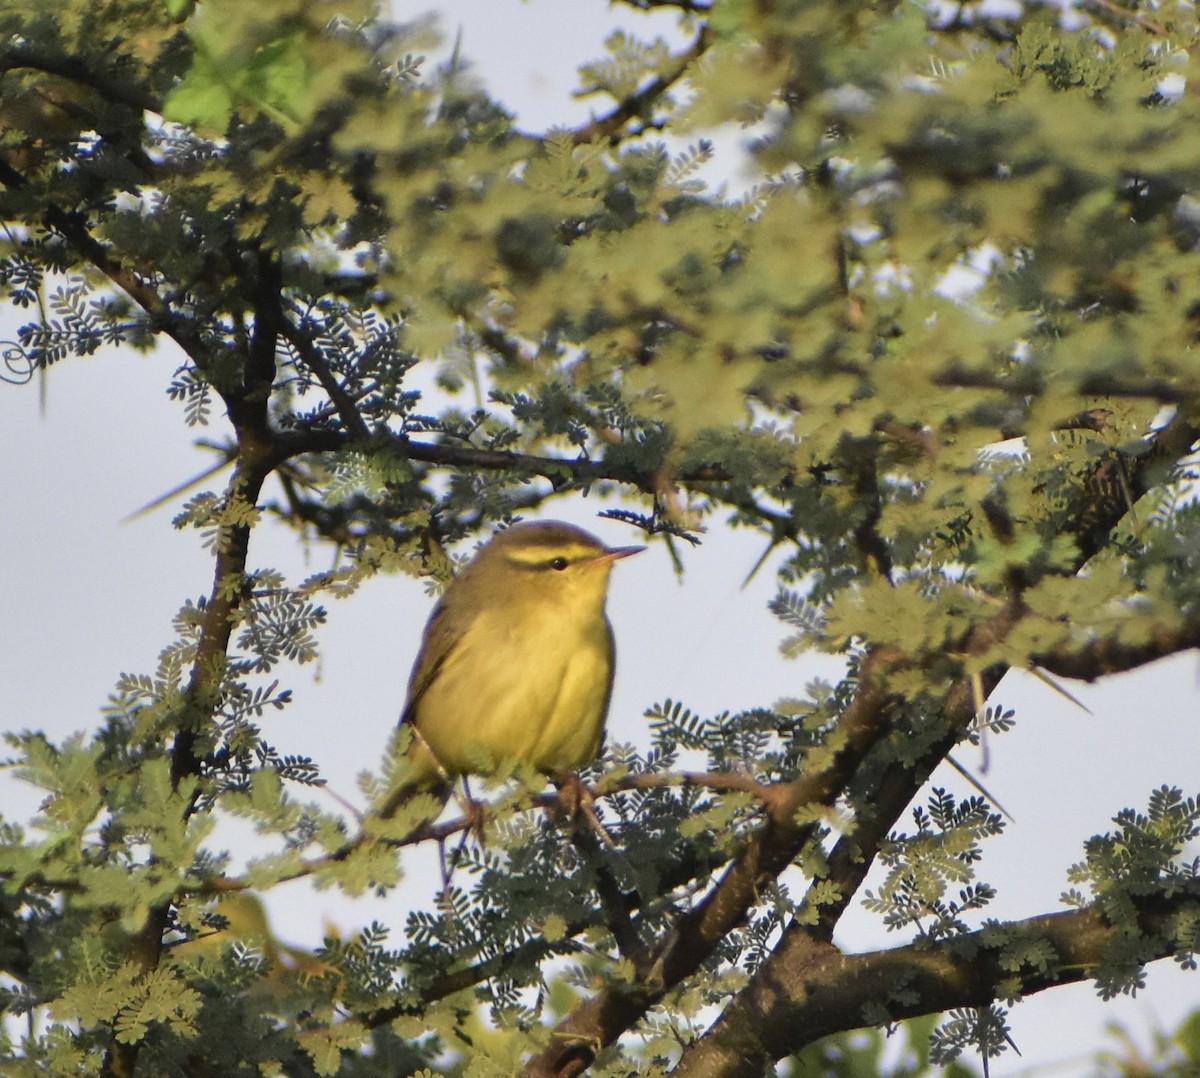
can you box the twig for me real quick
[278,314,374,442]
[1084,0,1169,34]
[565,25,714,146]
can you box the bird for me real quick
[378,520,644,823]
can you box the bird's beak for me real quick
[598,544,646,564]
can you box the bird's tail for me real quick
[370,725,451,834]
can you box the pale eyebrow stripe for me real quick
[505,543,596,565]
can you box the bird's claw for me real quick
[551,771,616,849]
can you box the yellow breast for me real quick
[410,603,614,779]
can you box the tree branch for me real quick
[1032,620,1200,683]
[526,612,1022,1076]
[672,672,1003,1076]
[524,647,909,1077]
[524,409,1200,1076]
[671,887,1200,1077]
[565,25,713,146]
[266,425,735,496]
[279,313,374,442]
[613,0,714,12]
[1081,0,1170,36]
[100,255,284,1078]
[102,461,273,1078]
[40,204,217,372]
[0,43,160,114]
[191,766,772,901]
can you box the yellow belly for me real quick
[409,606,613,781]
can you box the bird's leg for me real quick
[437,832,465,891]
[454,776,490,844]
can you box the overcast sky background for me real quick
[1,1,1198,1072]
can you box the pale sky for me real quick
[1,1,1197,1072]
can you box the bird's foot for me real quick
[551,771,616,849]
[551,771,593,817]
[464,798,489,844]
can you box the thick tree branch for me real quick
[665,414,1200,1074]
[0,43,160,114]
[102,460,272,1078]
[671,887,1200,1078]
[100,256,284,1078]
[1032,621,1200,682]
[526,604,1023,1077]
[1081,0,1170,36]
[932,361,1193,409]
[672,673,1004,1075]
[614,0,713,12]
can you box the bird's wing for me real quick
[399,595,460,727]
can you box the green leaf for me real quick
[163,0,196,21]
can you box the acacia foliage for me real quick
[1,0,1200,1076]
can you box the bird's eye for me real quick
[549,557,569,571]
